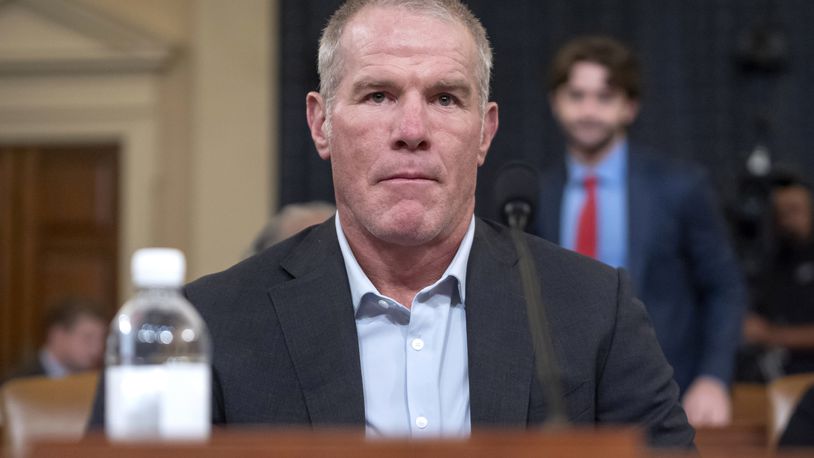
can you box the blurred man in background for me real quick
[247,201,336,256]
[4,297,107,382]
[744,173,814,375]
[534,35,747,427]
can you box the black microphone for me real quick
[495,161,540,230]
[494,161,568,426]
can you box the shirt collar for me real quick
[335,213,475,313]
[39,348,69,378]
[566,138,628,186]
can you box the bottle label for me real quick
[106,363,211,441]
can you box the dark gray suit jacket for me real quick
[90,217,693,447]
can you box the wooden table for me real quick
[25,427,814,458]
[31,428,645,458]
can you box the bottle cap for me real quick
[131,248,186,288]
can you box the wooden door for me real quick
[0,144,119,380]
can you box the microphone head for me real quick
[494,161,540,229]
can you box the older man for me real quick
[91,0,693,447]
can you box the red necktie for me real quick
[576,175,597,258]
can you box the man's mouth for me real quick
[572,120,607,131]
[379,172,436,183]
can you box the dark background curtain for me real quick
[278,0,814,221]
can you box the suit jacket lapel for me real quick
[538,164,566,243]
[267,219,365,426]
[627,153,651,291]
[267,218,539,427]
[466,221,535,426]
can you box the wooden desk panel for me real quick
[32,428,644,458]
[695,422,767,450]
[28,427,814,458]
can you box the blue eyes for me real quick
[370,92,386,103]
[366,92,457,107]
[437,94,454,106]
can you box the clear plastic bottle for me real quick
[105,248,211,441]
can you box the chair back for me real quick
[0,371,98,457]
[766,372,814,447]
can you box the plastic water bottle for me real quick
[105,248,211,441]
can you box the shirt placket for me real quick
[405,291,448,437]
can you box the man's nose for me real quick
[391,94,429,151]
[577,95,603,115]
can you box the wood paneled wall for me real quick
[0,144,119,379]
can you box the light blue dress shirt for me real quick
[560,140,629,269]
[39,349,69,378]
[335,214,473,438]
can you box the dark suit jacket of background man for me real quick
[535,149,747,393]
[90,218,694,447]
[2,358,46,384]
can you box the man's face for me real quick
[307,6,498,247]
[550,61,638,157]
[51,316,107,372]
[773,185,813,242]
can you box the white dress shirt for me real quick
[335,213,474,437]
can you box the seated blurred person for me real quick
[744,173,814,375]
[247,201,336,255]
[4,297,107,382]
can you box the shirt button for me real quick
[411,338,424,351]
[415,416,429,429]
[377,299,388,307]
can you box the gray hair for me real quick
[317,0,493,121]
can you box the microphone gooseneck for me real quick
[495,161,568,427]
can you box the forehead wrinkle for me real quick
[348,59,473,96]
[348,39,473,74]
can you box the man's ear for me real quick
[477,102,499,166]
[306,92,331,160]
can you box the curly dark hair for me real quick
[549,35,641,100]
